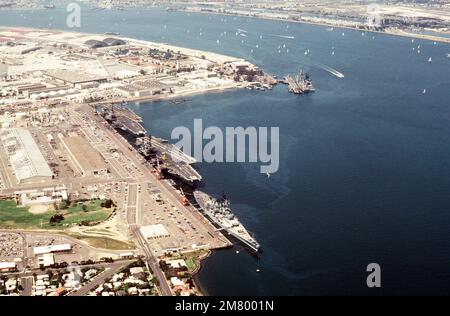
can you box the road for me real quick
[121,179,171,295]
[130,225,172,296]
[0,103,226,297]
[7,259,136,279]
[68,261,130,296]
[20,276,33,296]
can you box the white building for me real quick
[0,128,53,184]
[38,253,55,267]
[170,277,185,287]
[33,244,71,256]
[129,267,144,275]
[15,186,68,206]
[0,261,16,272]
[140,224,170,240]
[166,259,187,269]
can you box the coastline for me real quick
[0,25,262,296]
[0,7,47,11]
[190,249,212,296]
[179,8,450,44]
[94,82,251,107]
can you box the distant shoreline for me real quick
[0,7,46,11]
[179,8,450,44]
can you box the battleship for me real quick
[285,69,315,94]
[193,191,260,253]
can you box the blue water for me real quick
[2,6,450,295]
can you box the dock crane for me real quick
[180,188,189,206]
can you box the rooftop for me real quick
[0,262,16,269]
[0,128,53,183]
[33,244,71,255]
[59,135,108,175]
[44,69,107,85]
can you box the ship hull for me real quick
[194,191,261,253]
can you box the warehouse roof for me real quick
[140,224,170,239]
[103,37,126,46]
[60,135,107,174]
[84,38,126,49]
[84,39,107,49]
[0,128,53,183]
[0,262,16,269]
[33,244,71,255]
[44,70,107,85]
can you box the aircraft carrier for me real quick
[284,69,315,94]
[97,104,146,136]
[96,104,202,186]
[149,136,202,186]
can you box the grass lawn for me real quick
[0,200,53,229]
[179,250,209,272]
[185,259,195,270]
[68,233,135,250]
[0,199,112,230]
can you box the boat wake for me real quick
[315,63,345,78]
[268,34,295,39]
[237,29,294,40]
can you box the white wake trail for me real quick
[315,63,345,78]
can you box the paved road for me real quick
[20,276,33,296]
[68,262,129,296]
[130,225,172,296]
[126,183,138,225]
[1,104,219,297]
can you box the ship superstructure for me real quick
[194,191,260,252]
[285,69,315,94]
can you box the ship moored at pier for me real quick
[193,190,261,253]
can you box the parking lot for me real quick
[0,232,25,259]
